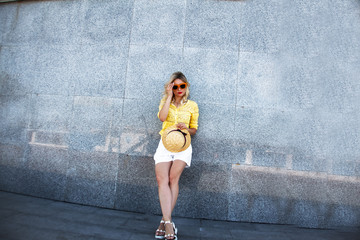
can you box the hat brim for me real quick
[162,125,191,153]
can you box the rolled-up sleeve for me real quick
[189,102,199,129]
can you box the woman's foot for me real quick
[164,221,177,240]
[155,220,165,239]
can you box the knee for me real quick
[156,174,169,186]
[169,174,180,186]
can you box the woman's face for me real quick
[172,79,187,98]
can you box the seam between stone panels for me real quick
[122,0,136,118]
[234,4,242,136]
[69,95,76,137]
[182,0,187,57]
[113,154,121,209]
[233,50,241,136]
[26,93,34,130]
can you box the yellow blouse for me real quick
[157,99,199,135]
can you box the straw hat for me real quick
[162,125,191,153]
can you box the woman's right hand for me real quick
[166,83,174,98]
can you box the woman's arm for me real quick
[158,83,173,122]
[186,101,199,136]
[187,128,197,136]
[176,123,197,136]
[158,95,172,122]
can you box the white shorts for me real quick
[154,140,192,167]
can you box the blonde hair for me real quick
[162,71,190,103]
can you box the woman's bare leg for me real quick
[155,162,173,221]
[155,160,186,239]
[169,160,187,212]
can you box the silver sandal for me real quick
[164,221,177,240]
[155,220,165,239]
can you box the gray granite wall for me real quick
[1,0,360,228]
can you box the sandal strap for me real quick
[164,221,177,239]
[164,221,176,230]
[155,220,166,238]
[157,220,165,232]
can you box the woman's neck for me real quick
[173,96,183,106]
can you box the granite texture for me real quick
[1,0,360,229]
[73,44,128,97]
[237,52,282,108]
[196,103,236,140]
[39,0,83,45]
[229,164,360,228]
[119,99,161,156]
[81,0,133,45]
[4,2,47,45]
[191,137,235,164]
[70,96,119,133]
[131,0,186,47]
[183,48,238,105]
[184,0,242,51]
[29,95,72,131]
[115,155,159,213]
[23,145,69,201]
[239,0,282,53]
[0,46,37,95]
[0,143,28,193]
[125,45,183,101]
[121,98,161,133]
[31,45,78,95]
[175,162,232,220]
[0,3,15,43]
[65,151,119,208]
[0,95,29,143]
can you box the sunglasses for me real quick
[172,83,187,90]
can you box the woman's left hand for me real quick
[176,122,188,130]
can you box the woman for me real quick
[154,72,199,240]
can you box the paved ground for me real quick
[0,191,359,240]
